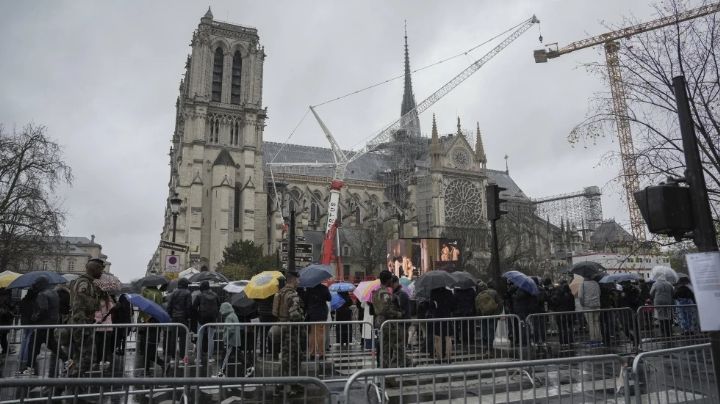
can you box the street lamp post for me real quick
[169,193,182,255]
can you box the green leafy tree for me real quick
[217,240,277,280]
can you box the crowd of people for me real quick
[0,258,700,397]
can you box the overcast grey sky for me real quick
[0,0,669,282]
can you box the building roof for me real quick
[263,142,393,182]
[486,169,528,201]
[590,220,634,245]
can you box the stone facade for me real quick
[18,235,111,275]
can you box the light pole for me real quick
[169,193,182,255]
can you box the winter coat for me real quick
[509,287,537,320]
[650,279,674,320]
[578,280,601,310]
[220,302,242,348]
[32,277,59,325]
[167,287,193,322]
[674,284,695,303]
[256,296,276,321]
[0,289,14,325]
[453,288,477,317]
[549,285,576,312]
[193,289,220,324]
[393,287,411,319]
[303,284,331,321]
[430,288,455,319]
[618,284,641,311]
[335,292,353,322]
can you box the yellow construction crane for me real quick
[534,2,720,241]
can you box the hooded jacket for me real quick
[32,276,60,325]
[167,279,193,322]
[220,302,241,347]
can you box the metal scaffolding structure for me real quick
[533,186,603,234]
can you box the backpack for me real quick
[198,292,218,321]
[475,291,498,316]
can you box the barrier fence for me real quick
[636,304,709,351]
[525,308,638,358]
[342,354,626,403]
[0,376,331,404]
[378,314,523,368]
[195,320,375,380]
[0,323,191,383]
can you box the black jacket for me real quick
[32,279,59,325]
[550,285,576,312]
[167,287,193,322]
[303,284,331,321]
[509,286,537,320]
[430,288,455,319]
[193,289,220,323]
[452,288,477,317]
[335,292,353,321]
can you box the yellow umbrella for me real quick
[0,271,21,288]
[244,271,285,299]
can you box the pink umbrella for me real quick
[94,272,122,293]
[353,279,381,302]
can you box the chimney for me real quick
[91,234,95,243]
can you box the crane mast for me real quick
[534,2,720,241]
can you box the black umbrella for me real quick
[570,261,606,279]
[189,271,229,284]
[449,271,476,289]
[137,274,168,288]
[414,270,456,298]
[230,291,258,317]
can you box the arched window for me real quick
[355,205,361,225]
[231,51,242,105]
[230,121,240,145]
[310,199,319,223]
[212,48,224,102]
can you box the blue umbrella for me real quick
[8,271,67,289]
[502,271,540,296]
[600,273,640,283]
[329,282,355,293]
[124,293,171,323]
[330,292,346,311]
[299,264,333,288]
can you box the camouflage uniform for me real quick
[373,287,405,368]
[67,274,103,377]
[273,284,304,395]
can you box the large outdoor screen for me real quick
[387,238,461,279]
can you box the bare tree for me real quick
[571,0,720,223]
[351,221,390,276]
[0,124,72,271]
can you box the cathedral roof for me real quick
[590,220,634,245]
[486,169,529,201]
[262,141,393,182]
[213,149,236,167]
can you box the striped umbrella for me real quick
[353,279,381,303]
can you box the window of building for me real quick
[231,121,240,145]
[310,198,320,223]
[212,48,224,102]
[342,245,350,256]
[68,258,76,272]
[355,206,361,225]
[231,51,242,105]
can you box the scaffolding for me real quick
[533,186,603,235]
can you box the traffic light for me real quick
[634,180,694,240]
[486,183,508,221]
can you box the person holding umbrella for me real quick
[577,273,602,344]
[272,270,305,397]
[302,282,331,360]
[67,258,105,377]
[373,270,405,371]
[166,278,193,360]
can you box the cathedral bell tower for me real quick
[158,8,269,272]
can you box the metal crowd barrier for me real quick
[378,314,523,368]
[0,376,330,403]
[627,343,717,403]
[636,304,709,351]
[0,323,192,386]
[525,308,637,358]
[342,354,626,403]
[195,320,375,381]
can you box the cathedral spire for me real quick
[430,114,440,169]
[456,116,462,136]
[204,6,213,19]
[431,114,438,142]
[475,122,487,166]
[400,21,421,137]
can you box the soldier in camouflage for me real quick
[67,258,105,377]
[374,270,405,369]
[272,270,305,397]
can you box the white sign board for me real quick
[165,255,180,273]
[686,251,720,331]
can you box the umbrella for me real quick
[299,264,333,288]
[62,273,79,283]
[189,271,229,284]
[229,291,258,317]
[650,266,678,283]
[245,271,285,299]
[599,273,640,284]
[8,271,67,289]
[450,271,476,289]
[94,273,122,292]
[124,293,170,323]
[353,279,381,303]
[178,267,200,279]
[330,292,347,311]
[570,261,606,279]
[329,281,355,293]
[137,274,168,288]
[414,270,456,298]
[0,271,21,288]
[502,270,539,296]
[224,280,248,294]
